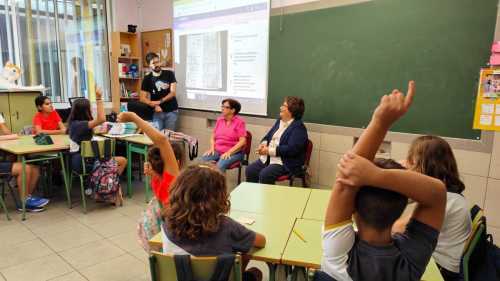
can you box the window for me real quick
[0,0,111,102]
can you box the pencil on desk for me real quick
[293,229,307,243]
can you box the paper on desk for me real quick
[237,217,255,225]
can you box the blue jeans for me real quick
[200,151,244,172]
[153,110,178,131]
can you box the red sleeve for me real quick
[154,172,176,206]
[33,113,42,127]
[52,110,62,123]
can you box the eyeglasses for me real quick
[221,105,231,109]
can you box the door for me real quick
[0,93,11,130]
[8,92,39,133]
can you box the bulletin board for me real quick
[141,29,173,68]
[473,68,500,131]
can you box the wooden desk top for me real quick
[230,182,311,218]
[302,189,330,221]
[0,135,69,155]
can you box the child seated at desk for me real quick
[0,114,46,212]
[117,111,183,251]
[117,111,182,206]
[321,81,447,281]
[161,164,266,281]
[67,88,127,191]
[33,96,66,135]
[392,136,472,281]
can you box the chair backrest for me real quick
[304,139,313,167]
[149,251,242,281]
[463,207,485,253]
[80,139,116,159]
[243,131,252,160]
[69,96,85,106]
[462,222,486,281]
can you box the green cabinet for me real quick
[0,91,40,133]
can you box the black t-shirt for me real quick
[141,70,178,113]
[68,120,93,152]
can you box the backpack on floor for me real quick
[465,205,500,281]
[89,140,122,203]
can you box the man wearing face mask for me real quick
[140,52,179,131]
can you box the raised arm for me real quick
[324,81,415,227]
[337,154,446,230]
[88,87,106,129]
[117,112,179,177]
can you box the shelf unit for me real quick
[110,32,141,112]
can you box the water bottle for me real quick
[120,102,128,112]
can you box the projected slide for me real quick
[174,0,270,115]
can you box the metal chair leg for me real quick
[79,175,87,214]
[237,167,242,184]
[0,182,10,220]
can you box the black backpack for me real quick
[464,205,500,281]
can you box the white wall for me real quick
[112,0,140,32]
[138,0,173,31]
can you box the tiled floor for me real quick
[0,172,280,281]
[0,180,153,281]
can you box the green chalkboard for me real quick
[268,0,497,139]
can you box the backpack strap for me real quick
[188,140,198,161]
[103,139,112,160]
[91,140,101,159]
[209,254,235,281]
[174,255,194,281]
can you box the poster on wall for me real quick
[473,68,500,130]
[141,29,173,68]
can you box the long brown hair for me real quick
[407,135,465,194]
[148,141,185,175]
[163,164,230,240]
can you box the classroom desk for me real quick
[301,189,330,221]
[281,219,444,281]
[0,135,70,220]
[229,182,311,218]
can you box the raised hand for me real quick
[372,80,415,128]
[144,162,154,176]
[95,87,103,100]
[336,153,380,187]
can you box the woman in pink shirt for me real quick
[201,99,246,172]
